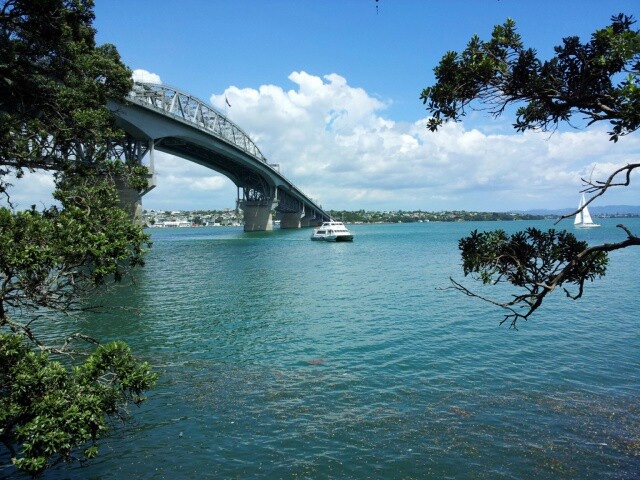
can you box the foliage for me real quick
[420,14,640,142]
[0,0,156,475]
[0,0,134,186]
[0,177,150,333]
[421,14,640,327]
[456,228,608,328]
[1,334,157,476]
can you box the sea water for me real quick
[12,219,640,479]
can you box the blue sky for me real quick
[11,0,640,212]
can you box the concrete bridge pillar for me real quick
[301,212,319,227]
[113,140,156,227]
[115,177,144,227]
[241,200,278,232]
[279,211,302,229]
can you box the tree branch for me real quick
[451,225,640,328]
[557,163,640,223]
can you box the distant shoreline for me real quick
[142,208,639,228]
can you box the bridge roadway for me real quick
[108,81,331,231]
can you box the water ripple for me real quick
[34,221,640,480]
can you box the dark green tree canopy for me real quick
[421,14,640,328]
[1,0,156,475]
[454,228,630,328]
[421,14,640,142]
[0,0,134,188]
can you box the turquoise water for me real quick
[26,220,640,478]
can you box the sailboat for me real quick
[574,194,600,228]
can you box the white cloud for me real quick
[200,72,640,211]
[1,171,56,210]
[141,151,236,211]
[132,69,162,84]
[6,71,637,213]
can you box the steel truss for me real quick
[128,82,266,162]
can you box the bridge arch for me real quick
[109,82,331,230]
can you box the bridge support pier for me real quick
[301,212,319,227]
[113,139,156,227]
[241,200,277,232]
[115,177,144,227]
[279,211,303,229]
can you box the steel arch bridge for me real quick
[108,81,330,231]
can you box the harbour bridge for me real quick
[108,81,331,231]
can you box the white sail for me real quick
[574,195,584,225]
[582,202,594,224]
[574,193,600,228]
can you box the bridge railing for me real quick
[128,82,267,163]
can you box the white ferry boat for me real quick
[311,221,354,242]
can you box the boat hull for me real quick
[311,234,354,242]
[327,235,353,242]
